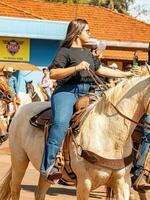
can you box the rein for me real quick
[88,68,109,91]
[87,68,150,131]
[0,88,11,103]
[146,62,150,75]
[110,102,150,131]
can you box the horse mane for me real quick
[104,76,150,106]
[79,76,150,128]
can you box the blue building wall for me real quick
[30,39,60,66]
[17,39,61,92]
[0,17,69,93]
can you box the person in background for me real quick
[39,68,54,101]
[4,67,18,95]
[90,41,108,94]
[107,63,120,87]
[133,50,139,67]
[3,67,20,114]
[40,18,133,182]
[132,114,150,192]
[124,64,133,71]
[131,66,150,191]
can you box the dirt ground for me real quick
[0,140,150,200]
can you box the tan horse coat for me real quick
[0,75,150,200]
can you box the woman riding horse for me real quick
[40,18,133,182]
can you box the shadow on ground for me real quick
[22,185,107,199]
[22,184,76,196]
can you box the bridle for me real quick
[26,82,36,98]
[0,88,12,103]
[87,68,150,131]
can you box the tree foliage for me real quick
[89,0,135,14]
[45,0,150,22]
[45,0,135,14]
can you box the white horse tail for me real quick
[0,167,12,200]
[106,187,114,200]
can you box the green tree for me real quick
[45,0,135,14]
[89,0,135,14]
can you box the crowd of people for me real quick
[0,18,150,193]
[39,68,57,101]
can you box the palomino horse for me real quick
[0,76,150,200]
[25,80,47,102]
[0,75,14,145]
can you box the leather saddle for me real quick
[30,94,98,131]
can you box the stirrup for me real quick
[47,169,62,181]
[132,172,150,192]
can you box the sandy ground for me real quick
[0,140,150,200]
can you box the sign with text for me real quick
[0,37,30,61]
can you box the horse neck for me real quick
[79,77,150,159]
[36,87,45,101]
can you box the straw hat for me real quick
[3,66,14,72]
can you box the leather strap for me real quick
[81,149,134,170]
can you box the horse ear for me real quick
[25,80,27,84]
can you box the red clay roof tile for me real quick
[0,0,149,61]
[0,0,150,43]
[103,50,148,61]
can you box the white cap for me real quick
[3,66,14,72]
[110,63,118,69]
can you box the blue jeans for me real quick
[41,83,91,173]
[133,113,150,179]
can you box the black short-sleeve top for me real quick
[49,47,101,85]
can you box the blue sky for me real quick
[129,0,150,23]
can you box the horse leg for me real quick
[112,176,131,200]
[138,192,147,200]
[76,177,92,200]
[10,147,29,200]
[35,174,50,200]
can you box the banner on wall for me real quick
[0,37,30,61]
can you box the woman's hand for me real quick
[76,61,90,72]
[130,67,142,75]
[124,71,134,78]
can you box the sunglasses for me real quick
[82,29,90,34]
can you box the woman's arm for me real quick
[96,66,133,78]
[131,65,150,76]
[50,61,90,80]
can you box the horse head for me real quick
[25,80,35,95]
[25,80,42,101]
